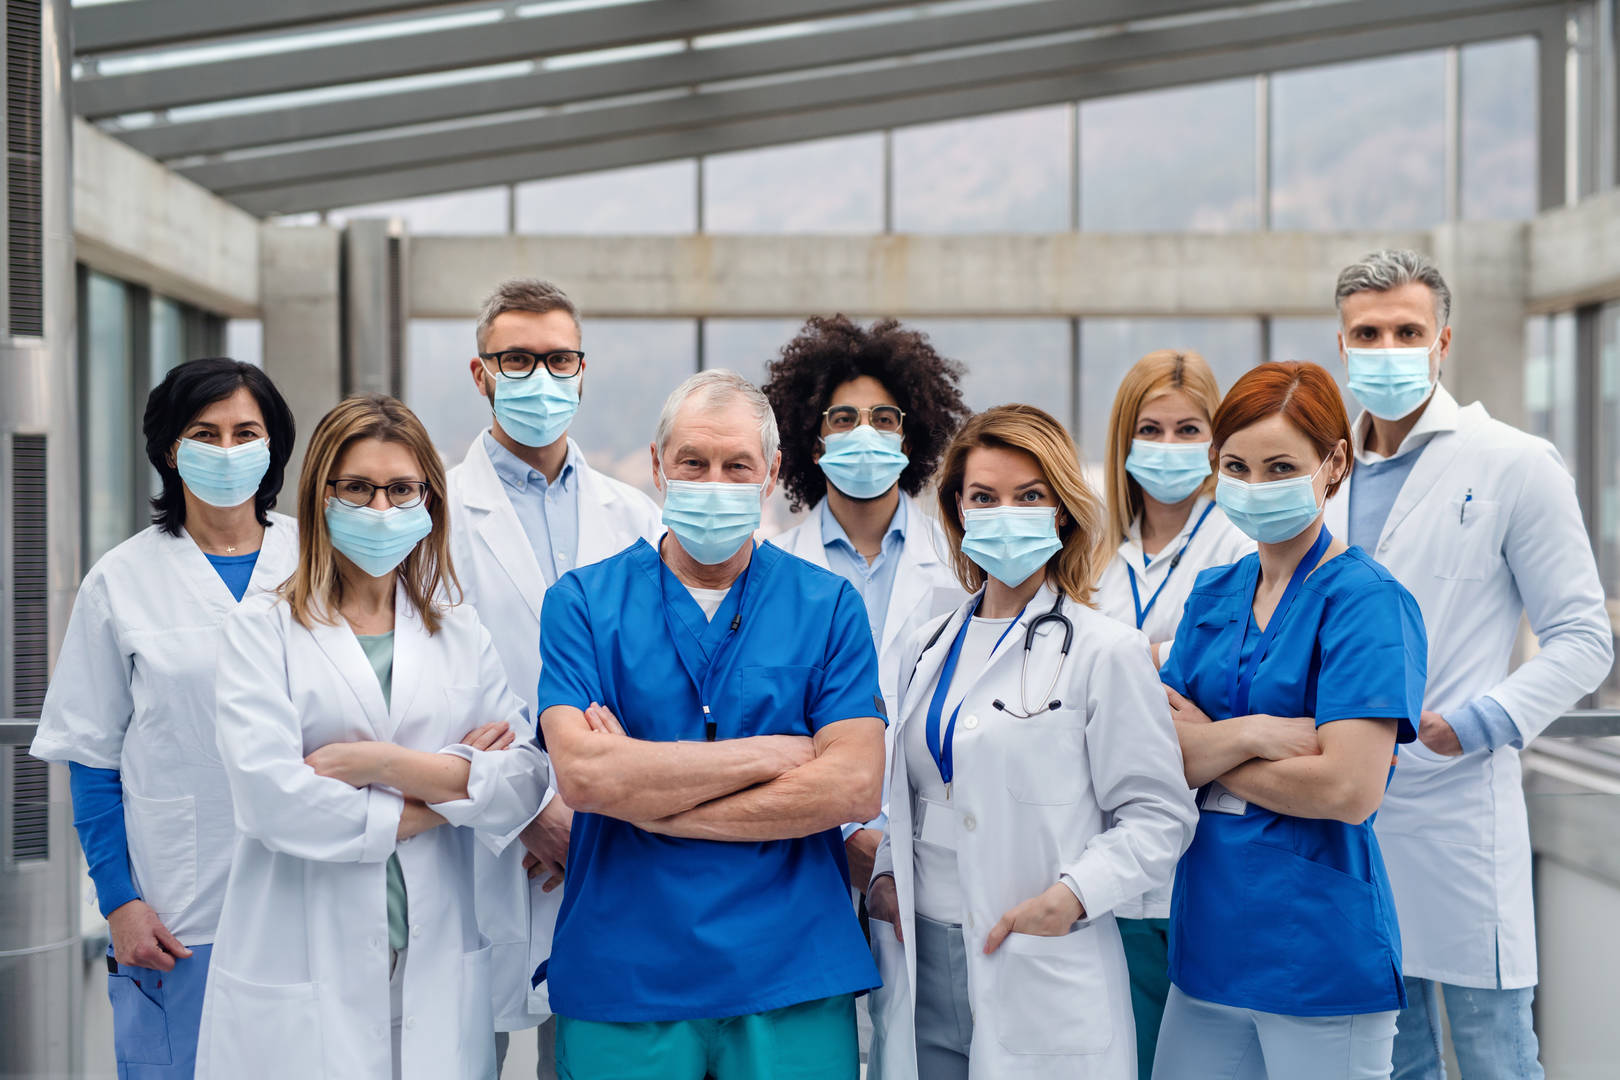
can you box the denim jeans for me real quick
[1391,977,1544,1080]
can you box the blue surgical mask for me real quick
[1125,439,1211,505]
[1345,337,1438,421]
[660,475,762,565]
[489,367,579,448]
[176,437,271,509]
[960,506,1062,587]
[1215,459,1330,544]
[818,426,909,499]
[324,499,433,578]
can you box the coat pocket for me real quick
[1432,498,1500,580]
[202,966,324,1078]
[108,963,172,1065]
[1001,711,1084,806]
[867,926,910,1080]
[125,793,198,919]
[992,928,1114,1055]
[458,940,498,1080]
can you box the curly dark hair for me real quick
[763,315,971,513]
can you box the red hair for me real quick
[1211,362,1352,499]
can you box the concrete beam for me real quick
[72,118,259,316]
[1527,187,1620,310]
[406,231,1432,320]
[260,226,342,485]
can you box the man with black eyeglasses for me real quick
[445,278,662,1078]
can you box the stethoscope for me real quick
[921,587,1075,795]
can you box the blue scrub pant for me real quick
[1152,985,1398,1080]
[105,943,212,1079]
[1120,916,1173,1079]
[1391,977,1544,1080]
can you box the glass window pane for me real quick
[892,106,1070,233]
[150,296,185,387]
[702,134,884,233]
[227,318,264,368]
[909,316,1074,429]
[329,186,510,234]
[1461,37,1538,221]
[1597,303,1620,707]
[1523,313,1579,478]
[1271,51,1447,230]
[1080,318,1262,465]
[83,272,136,565]
[515,160,697,234]
[404,317,695,500]
[1081,79,1258,232]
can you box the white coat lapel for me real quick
[171,528,240,614]
[388,583,427,741]
[574,448,639,566]
[463,436,547,622]
[310,617,391,740]
[897,595,975,736]
[880,502,939,660]
[774,513,831,570]
[1377,404,1487,549]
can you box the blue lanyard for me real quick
[1227,526,1332,717]
[924,597,1025,792]
[655,540,754,741]
[1127,502,1217,630]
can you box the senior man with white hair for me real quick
[533,369,886,1080]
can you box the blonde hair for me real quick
[1102,350,1224,557]
[280,394,459,634]
[935,404,1106,605]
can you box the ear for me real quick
[1336,328,1348,365]
[1434,325,1452,372]
[470,357,493,401]
[649,442,664,494]
[764,451,782,499]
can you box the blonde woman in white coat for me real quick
[1090,349,1253,1077]
[866,404,1198,1080]
[197,395,548,1080]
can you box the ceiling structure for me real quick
[70,0,1573,216]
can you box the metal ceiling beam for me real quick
[73,1,459,56]
[198,0,1561,198]
[121,0,1178,160]
[73,0,919,118]
[228,4,1563,215]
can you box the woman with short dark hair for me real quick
[31,357,299,1077]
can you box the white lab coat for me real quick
[868,584,1198,1079]
[770,494,966,790]
[1324,386,1613,989]
[446,432,662,1028]
[196,586,549,1080]
[29,516,299,943]
[1093,495,1252,920]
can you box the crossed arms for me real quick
[539,701,884,841]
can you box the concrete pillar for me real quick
[1429,221,1531,429]
[341,217,407,399]
[260,224,342,491]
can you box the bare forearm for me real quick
[556,735,790,821]
[1177,718,1256,788]
[1219,757,1369,823]
[377,748,472,805]
[651,751,880,842]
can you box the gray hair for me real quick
[655,369,780,465]
[1334,249,1452,327]
[475,278,581,351]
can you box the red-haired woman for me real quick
[1151,362,1426,1080]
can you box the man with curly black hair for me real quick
[763,315,972,891]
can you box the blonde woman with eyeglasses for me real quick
[196,394,548,1080]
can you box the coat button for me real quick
[369,937,381,951]
[962,815,977,832]
[410,924,422,939]
[405,1017,417,1030]
[963,714,978,731]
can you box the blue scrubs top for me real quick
[1160,546,1426,1017]
[536,538,885,1023]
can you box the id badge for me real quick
[1199,781,1247,816]
[915,797,956,848]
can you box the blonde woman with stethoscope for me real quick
[1091,349,1254,1078]
[866,404,1198,1080]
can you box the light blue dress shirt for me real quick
[819,496,908,645]
[1350,435,1518,753]
[483,430,581,587]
